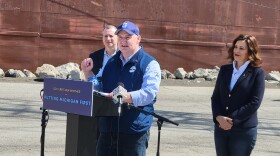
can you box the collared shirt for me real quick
[119,47,141,66]
[119,47,161,107]
[230,60,250,91]
[95,49,117,77]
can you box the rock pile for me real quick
[0,63,279,84]
[0,63,82,80]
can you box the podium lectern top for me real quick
[43,78,118,117]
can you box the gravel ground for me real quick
[0,78,279,156]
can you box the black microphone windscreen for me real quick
[117,82,124,88]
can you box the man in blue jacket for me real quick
[97,21,161,156]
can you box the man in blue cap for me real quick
[97,21,161,156]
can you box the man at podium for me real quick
[82,21,161,156]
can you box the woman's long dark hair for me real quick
[228,34,262,67]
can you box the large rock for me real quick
[4,69,26,78]
[161,69,175,79]
[14,70,26,78]
[266,71,280,82]
[0,68,4,78]
[56,62,80,79]
[185,72,194,79]
[69,69,82,80]
[205,69,219,81]
[174,68,187,79]
[35,64,60,79]
[23,69,37,78]
[35,63,81,80]
[5,69,15,77]
[193,68,208,78]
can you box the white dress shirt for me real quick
[230,60,250,91]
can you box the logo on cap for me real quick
[122,22,128,28]
[116,21,139,35]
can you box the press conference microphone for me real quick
[112,82,127,115]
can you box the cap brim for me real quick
[115,29,135,35]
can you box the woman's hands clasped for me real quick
[216,116,233,131]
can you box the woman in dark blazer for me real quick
[211,34,265,156]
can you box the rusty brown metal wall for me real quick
[0,0,279,73]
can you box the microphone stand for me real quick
[40,89,49,156]
[124,103,179,156]
[40,107,49,156]
[116,95,123,156]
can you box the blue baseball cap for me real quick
[115,21,140,35]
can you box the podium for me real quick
[42,78,118,156]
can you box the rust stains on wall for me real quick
[0,0,279,73]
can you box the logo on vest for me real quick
[129,66,136,73]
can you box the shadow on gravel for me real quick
[0,98,66,118]
[153,110,280,137]
[153,110,213,131]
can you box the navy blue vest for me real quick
[100,48,156,134]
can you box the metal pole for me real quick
[156,120,163,156]
[40,108,48,156]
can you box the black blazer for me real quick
[211,64,265,128]
[89,48,105,75]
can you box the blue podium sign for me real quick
[43,78,93,116]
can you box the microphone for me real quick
[112,82,127,115]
